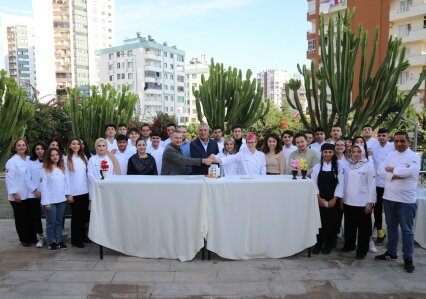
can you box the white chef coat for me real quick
[39,166,71,205]
[106,138,118,152]
[282,145,297,162]
[87,154,115,199]
[5,154,30,201]
[377,148,420,204]
[371,141,395,187]
[311,161,344,197]
[147,146,164,175]
[220,149,266,175]
[216,152,239,176]
[26,159,43,198]
[310,141,324,159]
[64,155,89,196]
[343,162,377,207]
[338,156,349,170]
[115,148,135,175]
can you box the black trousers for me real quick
[70,193,89,244]
[318,204,340,246]
[374,187,384,230]
[10,200,37,244]
[343,203,372,256]
[28,198,43,235]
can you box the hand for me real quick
[44,204,51,211]
[202,158,213,166]
[391,175,402,180]
[34,191,41,199]
[365,203,373,214]
[328,197,337,208]
[340,200,344,210]
[318,197,327,208]
[110,149,117,155]
[13,193,21,203]
[385,166,394,173]
[67,195,74,203]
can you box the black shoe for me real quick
[356,253,366,260]
[340,246,355,253]
[21,242,31,247]
[84,237,92,243]
[321,244,331,255]
[330,237,337,249]
[313,245,321,254]
[375,251,397,261]
[48,243,58,252]
[57,242,68,250]
[404,260,415,273]
[72,242,85,248]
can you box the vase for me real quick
[100,170,108,180]
[291,169,298,180]
[301,169,307,179]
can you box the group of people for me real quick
[4,122,420,273]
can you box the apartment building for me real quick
[257,69,292,109]
[32,0,114,101]
[97,34,186,124]
[185,57,209,124]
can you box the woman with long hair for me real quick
[311,143,344,254]
[5,138,37,246]
[40,148,72,251]
[262,133,285,175]
[26,142,48,248]
[216,137,239,176]
[127,138,158,175]
[64,138,90,248]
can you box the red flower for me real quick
[281,121,287,129]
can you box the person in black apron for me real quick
[312,143,344,254]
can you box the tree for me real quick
[25,102,72,148]
[0,70,35,169]
[63,84,138,152]
[193,58,271,133]
[285,8,426,137]
[150,111,178,140]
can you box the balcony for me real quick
[390,1,426,22]
[306,48,317,60]
[145,52,162,61]
[401,27,426,43]
[145,64,162,72]
[408,53,426,66]
[144,100,162,106]
[307,31,316,40]
[398,79,419,91]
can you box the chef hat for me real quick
[321,143,335,152]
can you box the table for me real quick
[415,188,426,249]
[204,175,321,260]
[88,176,206,262]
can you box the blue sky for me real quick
[0,0,310,74]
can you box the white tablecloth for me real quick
[415,188,426,249]
[204,175,321,260]
[88,176,206,261]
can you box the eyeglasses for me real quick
[246,141,256,144]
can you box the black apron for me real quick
[318,168,339,237]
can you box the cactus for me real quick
[285,8,426,137]
[63,84,138,152]
[194,58,270,133]
[0,70,35,170]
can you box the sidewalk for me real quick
[0,219,425,298]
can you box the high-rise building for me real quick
[32,0,115,100]
[185,57,209,124]
[6,24,36,99]
[257,69,292,109]
[97,34,186,124]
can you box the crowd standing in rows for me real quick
[4,122,420,272]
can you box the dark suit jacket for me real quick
[161,144,202,175]
[190,138,219,175]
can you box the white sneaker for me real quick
[369,240,377,253]
[372,227,378,240]
[36,238,45,248]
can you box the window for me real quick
[398,71,410,85]
[170,74,174,80]
[308,39,316,52]
[170,64,174,69]
[128,73,133,79]
[165,107,168,112]
[398,24,411,37]
[164,63,167,68]
[121,73,125,79]
[108,64,113,71]
[164,52,167,57]
[170,53,174,58]
[109,53,113,59]
[191,74,197,79]
[127,61,133,69]
[177,86,184,92]
[164,85,168,90]
[170,85,174,91]
[127,50,133,56]
[165,96,168,101]
[117,62,121,69]
[109,75,114,81]
[170,107,174,112]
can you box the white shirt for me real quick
[282,145,297,162]
[115,148,135,175]
[310,142,324,160]
[343,162,377,207]
[337,156,349,170]
[26,159,43,197]
[221,149,266,175]
[216,152,239,176]
[64,155,89,196]
[106,138,118,152]
[378,149,420,204]
[147,146,164,175]
[216,140,224,153]
[5,154,29,201]
[87,154,115,199]
[39,166,71,205]
[311,161,344,198]
[372,141,395,187]
[162,138,171,148]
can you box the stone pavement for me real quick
[0,219,425,298]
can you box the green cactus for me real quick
[63,84,138,152]
[194,58,270,133]
[285,8,426,137]
[0,70,35,170]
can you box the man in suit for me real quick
[190,123,219,175]
[162,130,213,175]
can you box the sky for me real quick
[0,0,310,74]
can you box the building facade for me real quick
[257,69,292,109]
[97,35,186,124]
[32,0,114,100]
[185,58,209,124]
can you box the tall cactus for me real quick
[63,84,138,152]
[0,70,35,170]
[286,8,426,137]
[194,58,270,133]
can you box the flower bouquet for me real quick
[300,158,308,179]
[291,159,300,180]
[100,159,109,180]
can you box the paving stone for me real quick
[211,282,271,296]
[27,260,98,271]
[278,268,348,281]
[217,269,279,282]
[267,280,306,295]
[0,282,95,296]
[0,261,29,270]
[94,261,171,272]
[48,270,115,283]
[52,251,119,262]
[174,271,218,283]
[113,271,175,283]
[1,270,55,282]
[152,283,213,296]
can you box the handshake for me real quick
[202,154,221,166]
